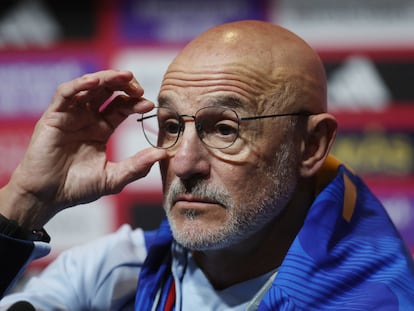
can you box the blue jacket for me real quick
[136,157,414,310]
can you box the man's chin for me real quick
[168,218,227,251]
[168,219,245,252]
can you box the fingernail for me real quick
[131,82,140,90]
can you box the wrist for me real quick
[0,181,49,229]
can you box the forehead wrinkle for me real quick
[160,63,324,115]
[161,63,274,96]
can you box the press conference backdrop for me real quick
[0,0,413,268]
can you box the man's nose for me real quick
[170,123,210,180]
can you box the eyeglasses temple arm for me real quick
[136,114,158,122]
[239,112,314,121]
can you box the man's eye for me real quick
[162,120,180,135]
[215,122,238,137]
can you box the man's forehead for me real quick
[158,65,270,113]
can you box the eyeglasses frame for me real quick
[137,106,314,150]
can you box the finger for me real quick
[105,147,168,194]
[87,72,145,111]
[104,73,144,98]
[51,70,144,112]
[101,96,154,131]
[51,75,100,112]
[85,69,143,96]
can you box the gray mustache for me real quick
[165,180,233,208]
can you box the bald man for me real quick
[1,21,413,310]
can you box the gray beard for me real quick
[163,140,298,251]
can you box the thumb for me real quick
[105,147,168,194]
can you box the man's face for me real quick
[158,58,301,251]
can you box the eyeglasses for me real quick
[137,106,312,150]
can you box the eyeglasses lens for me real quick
[140,107,240,149]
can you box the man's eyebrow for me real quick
[157,96,172,107]
[207,96,245,109]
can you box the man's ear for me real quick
[300,113,337,177]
